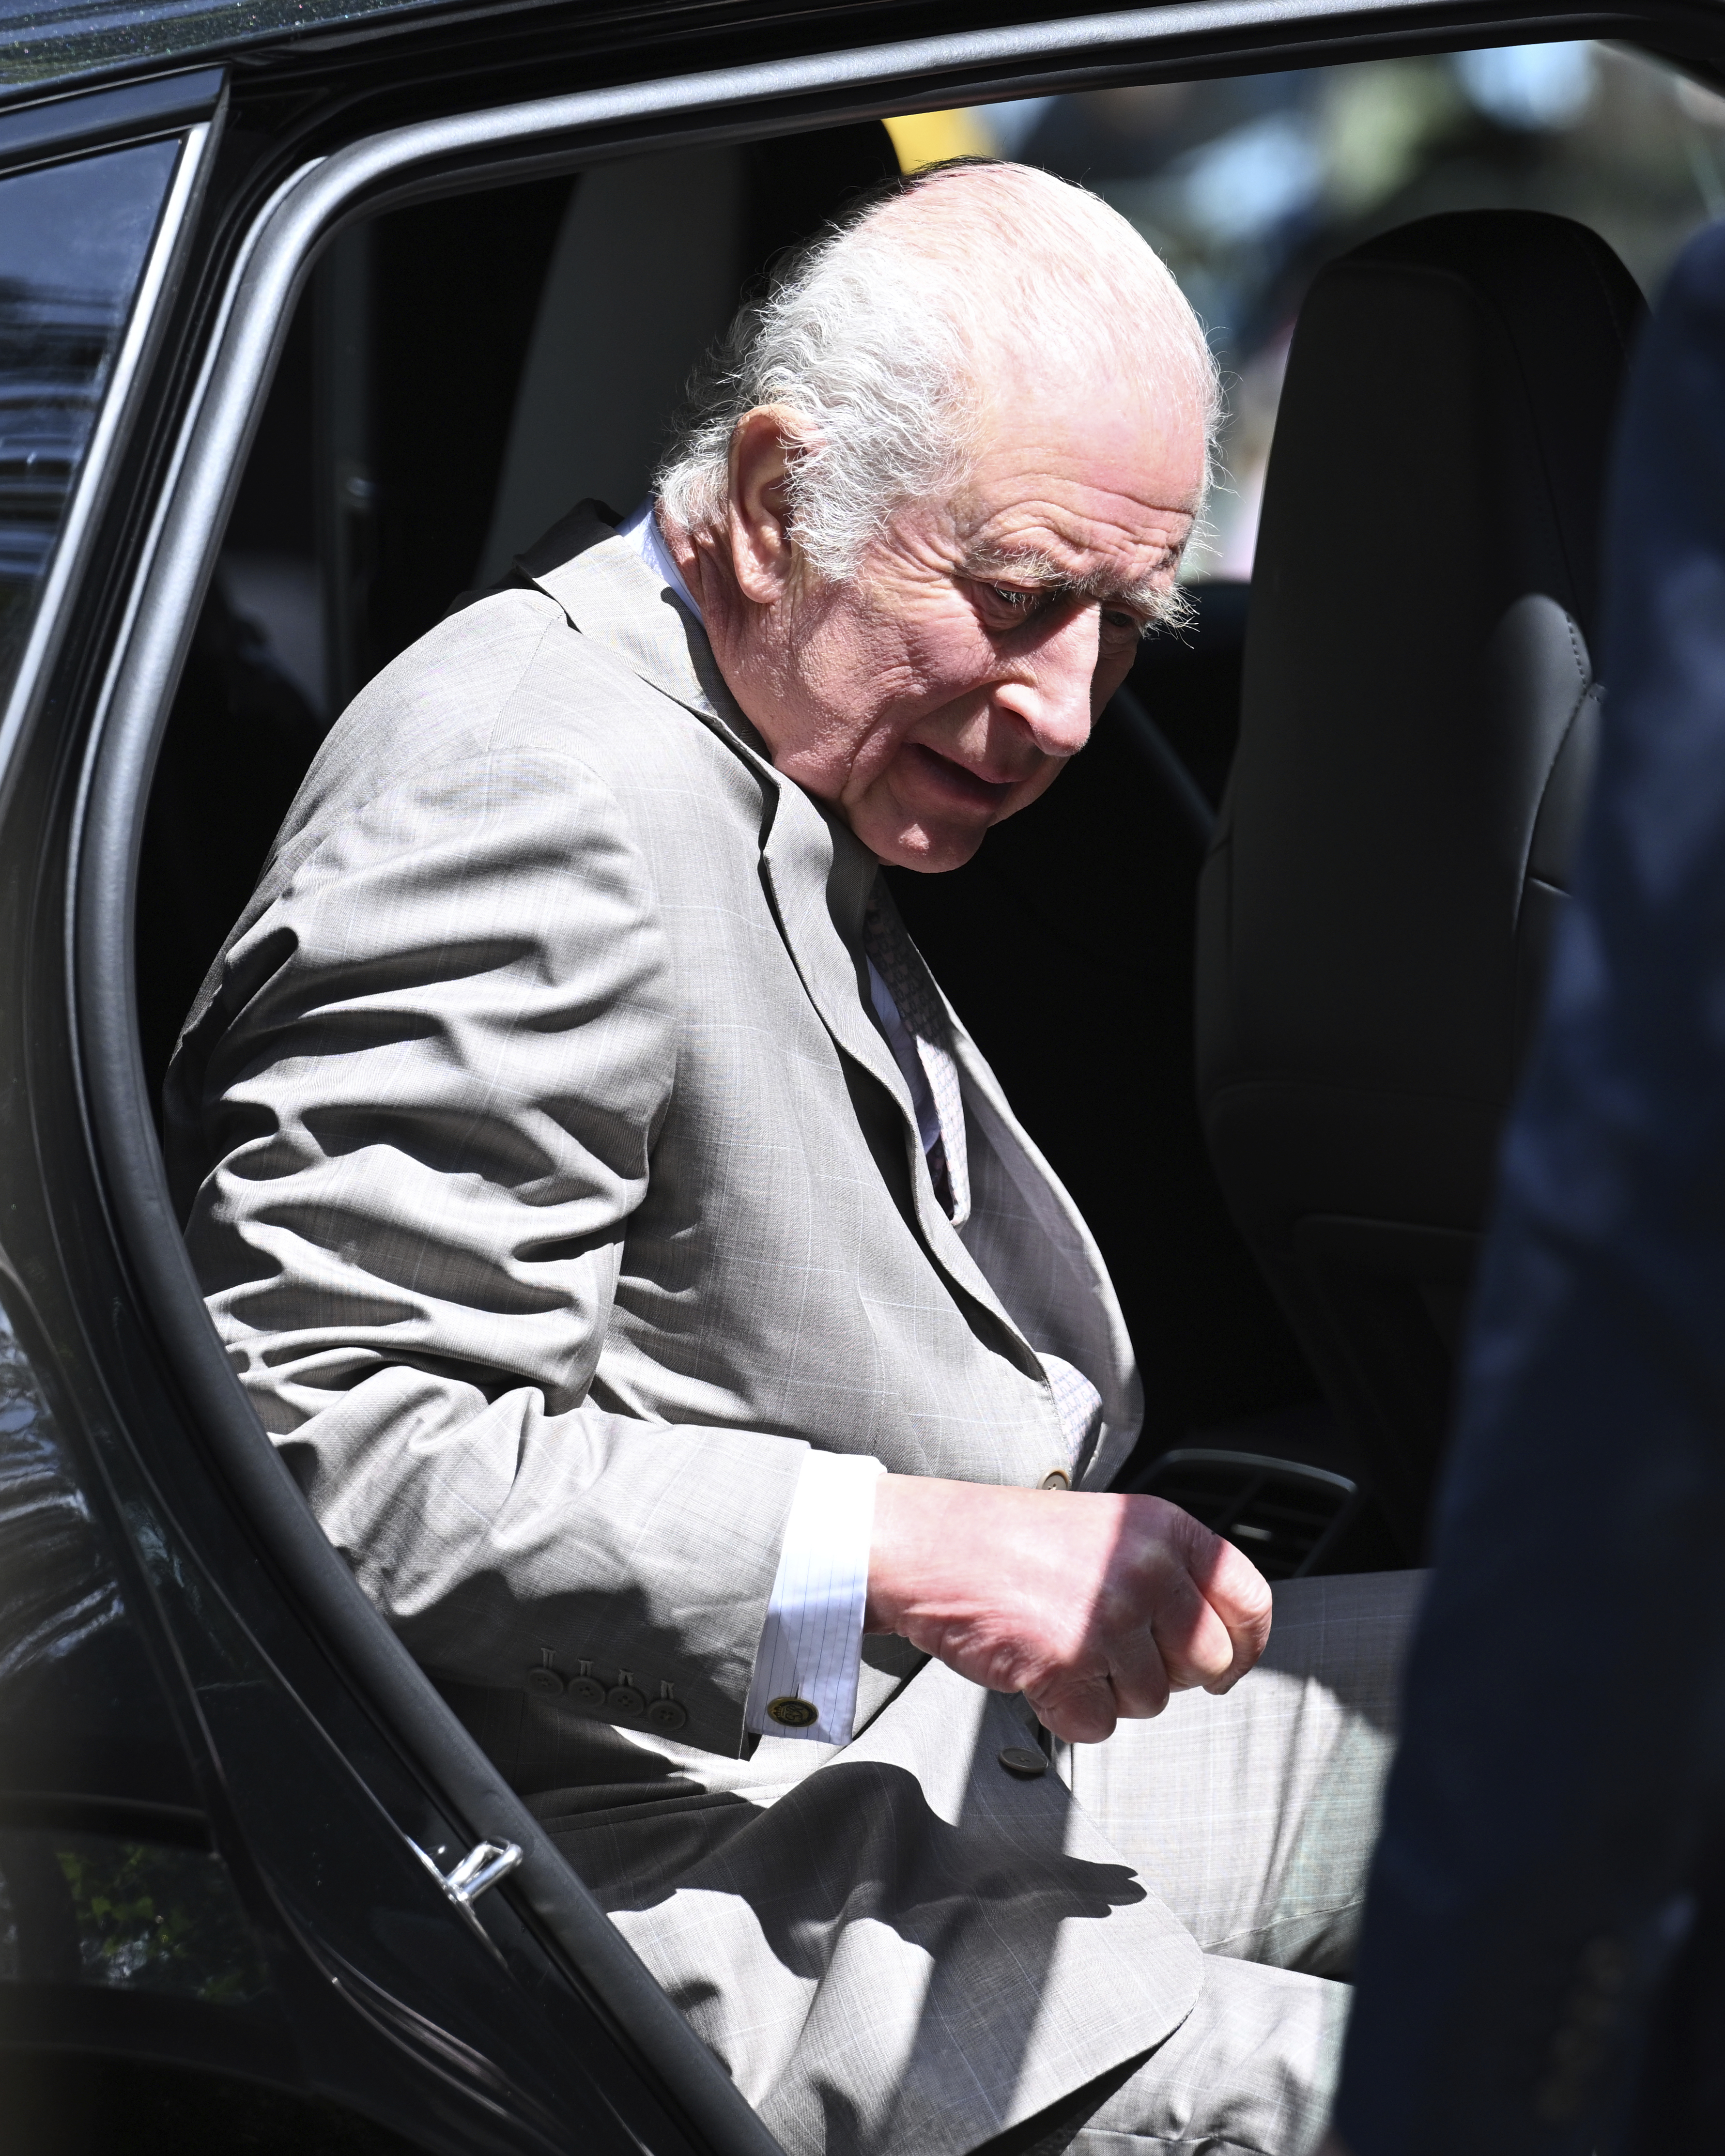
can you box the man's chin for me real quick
[862,816,991,874]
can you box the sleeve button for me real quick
[524,1667,565,1696]
[607,1684,647,1716]
[999,1745,1048,1778]
[646,1698,689,1732]
[1039,1470,1071,1490]
[566,1676,606,1707]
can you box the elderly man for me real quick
[167,161,1416,2156]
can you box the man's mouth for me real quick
[902,741,1018,810]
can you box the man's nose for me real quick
[993,608,1099,758]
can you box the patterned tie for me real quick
[862,893,970,1228]
[862,897,1103,1472]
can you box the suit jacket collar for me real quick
[520,506,1036,1352]
[520,501,750,750]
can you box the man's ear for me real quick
[725,406,800,603]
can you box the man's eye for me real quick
[1101,607,1143,636]
[988,585,1039,614]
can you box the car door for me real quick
[3,5,1722,2151]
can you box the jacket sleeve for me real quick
[173,743,805,1757]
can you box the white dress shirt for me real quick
[618,495,702,617]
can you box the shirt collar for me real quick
[519,499,747,745]
[617,496,704,622]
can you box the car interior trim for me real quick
[0,1791,214,1849]
[1108,685,1218,847]
[68,15,1695,2156]
[0,64,225,172]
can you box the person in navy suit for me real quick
[1321,216,1725,2156]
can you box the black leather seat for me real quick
[1195,210,1645,1555]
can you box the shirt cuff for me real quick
[744,1449,886,1745]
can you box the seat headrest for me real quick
[1334,210,1642,639]
[1193,211,1645,1542]
[1199,209,1645,1233]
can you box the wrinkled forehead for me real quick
[981,311,1208,454]
[959,343,1209,517]
[928,354,1205,602]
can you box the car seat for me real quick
[1194,210,1645,1556]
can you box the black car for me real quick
[0,0,1710,2148]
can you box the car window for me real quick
[215,123,893,728]
[896,42,1720,577]
[0,139,180,705]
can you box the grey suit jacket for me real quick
[166,507,1201,2156]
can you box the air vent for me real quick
[1134,1449,1359,1580]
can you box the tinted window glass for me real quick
[0,139,178,700]
[899,43,1717,575]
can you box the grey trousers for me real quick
[1046,1569,1425,2156]
[520,1568,1420,2156]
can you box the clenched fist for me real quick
[865,1477,1274,1743]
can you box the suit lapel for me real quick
[524,511,1033,1348]
[523,517,912,1123]
[753,805,1031,1340]
[945,1011,1145,1487]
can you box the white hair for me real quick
[654,157,1220,601]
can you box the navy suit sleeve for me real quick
[1332,219,1725,2156]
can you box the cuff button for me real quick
[999,1745,1048,1778]
[1039,1470,1071,1491]
[767,1696,819,1729]
[524,1667,565,1696]
[646,1698,689,1732]
[607,1684,647,1716]
[566,1676,606,1707]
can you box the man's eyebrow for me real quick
[958,545,1179,614]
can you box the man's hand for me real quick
[866,1478,1274,1742]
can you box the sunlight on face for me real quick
[738,355,1207,871]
